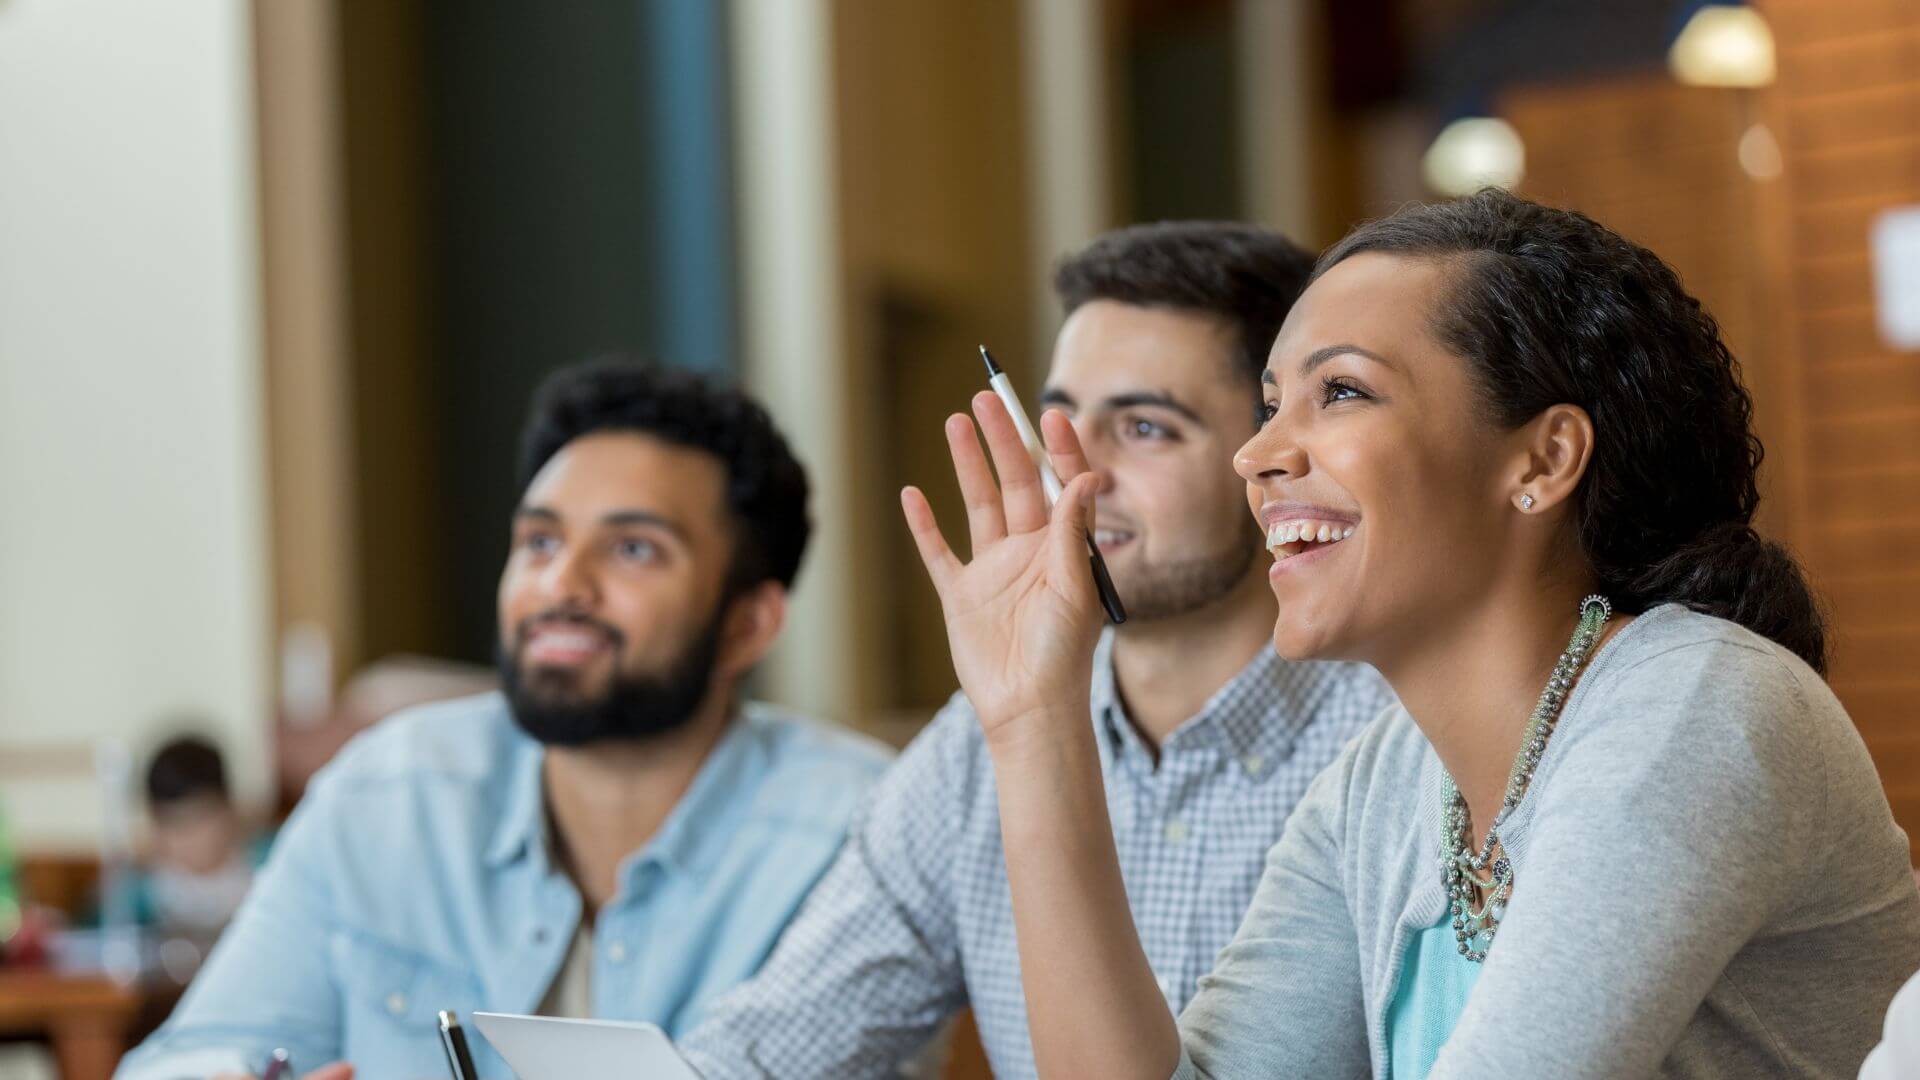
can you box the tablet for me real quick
[471,1012,703,1080]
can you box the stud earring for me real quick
[1519,493,1535,510]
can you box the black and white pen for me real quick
[438,1010,479,1080]
[978,345,1127,624]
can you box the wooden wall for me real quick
[1505,1,1920,859]
[1762,0,1920,859]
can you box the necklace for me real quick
[1441,594,1611,962]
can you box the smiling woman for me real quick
[900,189,1920,1080]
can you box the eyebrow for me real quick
[1037,387,1205,425]
[1261,344,1399,385]
[514,506,689,541]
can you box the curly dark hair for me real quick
[519,359,811,593]
[1054,222,1317,387]
[1319,189,1826,672]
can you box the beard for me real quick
[1114,536,1260,622]
[498,606,725,749]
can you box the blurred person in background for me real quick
[118,361,891,1080]
[104,735,269,939]
[680,224,1396,1078]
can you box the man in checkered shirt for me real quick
[678,223,1396,1079]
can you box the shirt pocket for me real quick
[331,928,491,1076]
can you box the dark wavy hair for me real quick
[1318,189,1826,672]
[1054,221,1317,387]
[519,359,812,594]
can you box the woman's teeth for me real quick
[1265,520,1355,558]
[1092,529,1134,546]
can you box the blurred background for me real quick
[1,0,1916,1076]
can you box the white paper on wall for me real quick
[1870,205,1920,352]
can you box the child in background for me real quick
[112,736,268,937]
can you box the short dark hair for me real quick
[1052,221,1318,384]
[519,360,812,593]
[146,735,229,808]
[1320,189,1826,672]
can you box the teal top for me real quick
[1387,914,1482,1079]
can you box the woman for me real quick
[899,190,1920,1078]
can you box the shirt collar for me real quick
[1093,632,1337,774]
[483,708,764,884]
[616,711,760,882]
[485,726,547,870]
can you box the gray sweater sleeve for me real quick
[1171,737,1373,1080]
[1429,636,1827,1078]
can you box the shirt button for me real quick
[1240,753,1266,776]
[385,991,409,1016]
[607,942,629,964]
[1163,818,1189,844]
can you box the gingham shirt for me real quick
[678,635,1395,1079]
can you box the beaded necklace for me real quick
[1441,594,1612,962]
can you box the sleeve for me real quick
[1171,741,1372,1080]
[1860,969,1920,1080]
[677,701,974,1080]
[115,776,350,1079]
[1428,640,1822,1079]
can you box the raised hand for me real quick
[899,392,1106,745]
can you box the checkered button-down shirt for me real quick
[678,635,1395,1079]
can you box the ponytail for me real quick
[1610,522,1827,673]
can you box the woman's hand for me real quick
[900,392,1105,749]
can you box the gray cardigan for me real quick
[1172,604,1920,1079]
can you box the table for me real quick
[0,969,145,1080]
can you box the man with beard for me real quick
[678,223,1398,1079]
[119,363,891,1080]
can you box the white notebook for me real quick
[471,1012,703,1080]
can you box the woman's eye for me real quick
[1320,377,1369,405]
[523,533,560,556]
[1257,401,1280,425]
[1122,416,1171,441]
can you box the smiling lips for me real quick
[1264,519,1356,562]
[523,623,614,666]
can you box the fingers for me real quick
[944,413,1005,555]
[304,1066,354,1080]
[1039,409,1094,486]
[1052,471,1098,541]
[900,485,961,593]
[972,391,1050,533]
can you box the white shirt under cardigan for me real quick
[1172,604,1920,1079]
[1860,966,1920,1079]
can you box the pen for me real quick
[260,1049,293,1080]
[438,1010,479,1080]
[978,345,1127,624]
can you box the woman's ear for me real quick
[1508,403,1595,515]
[714,580,788,681]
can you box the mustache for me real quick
[512,610,627,651]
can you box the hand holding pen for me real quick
[900,380,1110,749]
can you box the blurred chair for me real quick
[275,655,496,812]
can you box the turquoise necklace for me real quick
[1441,594,1612,962]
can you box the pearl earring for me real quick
[1520,494,1535,510]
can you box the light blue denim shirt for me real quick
[117,692,891,1080]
